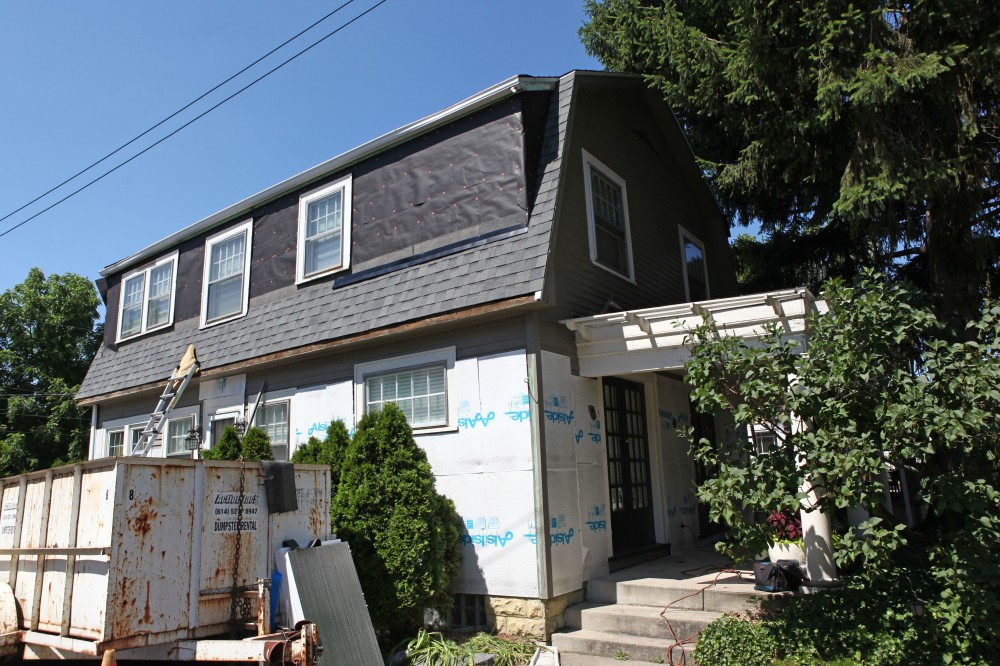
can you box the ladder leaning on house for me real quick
[132,345,201,457]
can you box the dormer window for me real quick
[201,219,253,327]
[582,150,634,281]
[117,252,178,341]
[296,175,353,283]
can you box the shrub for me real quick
[202,425,241,460]
[693,614,778,666]
[331,404,462,644]
[240,426,274,461]
[290,419,350,495]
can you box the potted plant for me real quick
[766,510,805,563]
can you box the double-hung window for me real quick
[202,220,253,326]
[583,150,633,281]
[679,227,709,301]
[166,415,196,458]
[355,348,456,432]
[255,401,289,461]
[117,252,178,341]
[107,430,125,457]
[296,175,352,282]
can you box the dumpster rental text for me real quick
[212,492,261,532]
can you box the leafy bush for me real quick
[240,426,274,461]
[201,425,241,460]
[693,615,778,666]
[201,425,273,461]
[331,404,462,644]
[290,419,350,494]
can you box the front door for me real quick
[603,377,656,554]
[691,402,725,537]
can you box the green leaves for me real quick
[681,272,1000,661]
[0,268,101,473]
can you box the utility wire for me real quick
[0,0,357,230]
[0,0,389,241]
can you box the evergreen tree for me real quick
[201,425,242,461]
[0,268,101,473]
[290,419,350,495]
[581,0,999,320]
[240,426,274,462]
[331,404,461,644]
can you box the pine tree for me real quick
[581,0,999,320]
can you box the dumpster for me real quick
[0,458,330,658]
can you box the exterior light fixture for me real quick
[234,416,247,436]
[904,575,928,618]
[185,427,202,450]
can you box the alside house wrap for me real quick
[78,71,746,637]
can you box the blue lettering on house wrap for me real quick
[506,410,530,423]
[459,531,515,548]
[458,412,495,429]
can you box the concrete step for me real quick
[565,602,722,640]
[559,652,694,666]
[551,629,696,664]
[586,573,791,613]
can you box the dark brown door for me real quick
[604,377,656,554]
[691,402,725,537]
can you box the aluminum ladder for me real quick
[132,345,201,457]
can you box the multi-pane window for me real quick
[107,430,125,457]
[583,152,632,279]
[117,253,177,340]
[256,402,289,462]
[297,176,352,282]
[754,431,776,456]
[202,221,252,326]
[129,426,145,455]
[681,231,709,301]
[366,365,447,428]
[166,416,195,457]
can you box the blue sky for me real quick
[0,1,601,295]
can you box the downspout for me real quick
[88,404,99,460]
[526,312,553,600]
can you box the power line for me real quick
[0,0,389,241]
[0,0,357,231]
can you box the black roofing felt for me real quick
[76,73,575,401]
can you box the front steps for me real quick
[552,558,787,664]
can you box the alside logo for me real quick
[586,504,608,532]
[505,393,530,423]
[459,515,514,548]
[544,394,574,425]
[524,514,575,546]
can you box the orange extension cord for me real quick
[660,568,751,666]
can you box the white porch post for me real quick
[792,413,837,586]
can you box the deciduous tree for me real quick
[0,268,101,473]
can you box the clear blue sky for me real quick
[0,1,601,296]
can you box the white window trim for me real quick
[678,225,710,301]
[296,175,353,284]
[353,347,457,434]
[163,407,199,458]
[200,219,254,328]
[582,149,635,283]
[254,396,291,461]
[206,409,243,451]
[115,251,179,343]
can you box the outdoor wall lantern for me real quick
[234,416,248,436]
[185,426,202,450]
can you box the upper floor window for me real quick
[354,348,456,432]
[201,220,253,327]
[679,227,709,301]
[297,175,353,283]
[107,429,125,457]
[117,252,178,341]
[583,150,633,281]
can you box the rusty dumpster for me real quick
[0,458,330,658]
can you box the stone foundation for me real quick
[486,589,585,640]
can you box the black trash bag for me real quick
[753,559,806,592]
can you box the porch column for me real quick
[792,408,837,587]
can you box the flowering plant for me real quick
[766,509,802,543]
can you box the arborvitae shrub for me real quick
[291,419,350,495]
[240,426,274,461]
[202,425,241,460]
[331,404,461,644]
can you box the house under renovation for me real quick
[77,71,821,636]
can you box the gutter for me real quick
[100,75,558,278]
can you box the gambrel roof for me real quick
[77,72,579,403]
